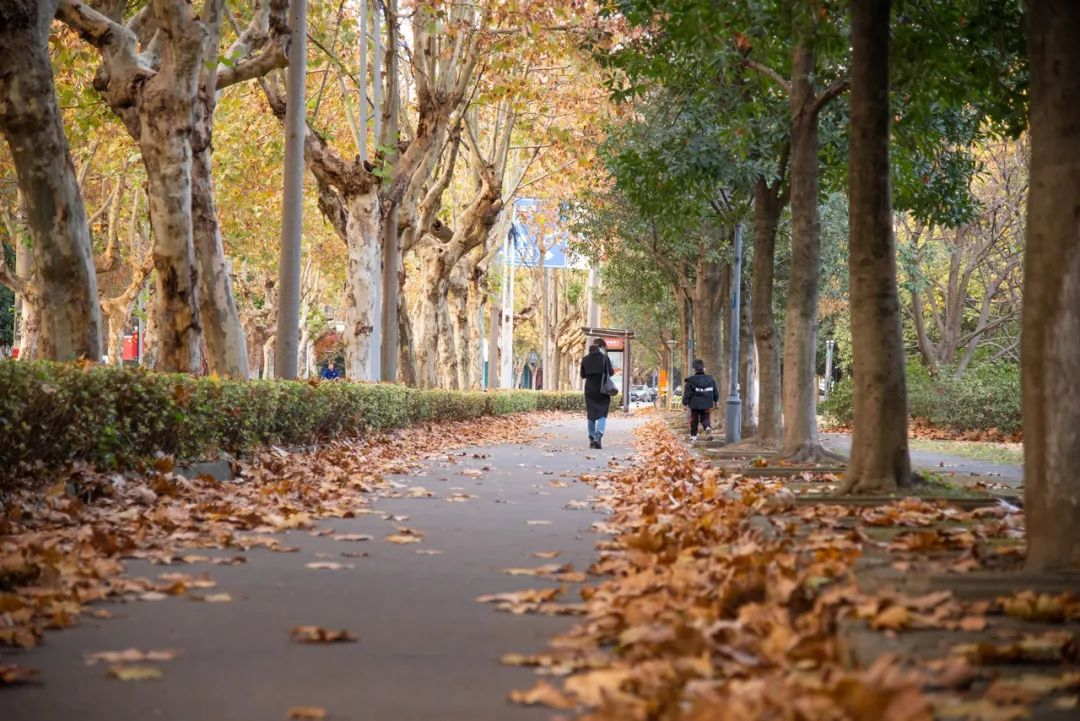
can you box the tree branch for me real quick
[811,78,850,116]
[742,58,791,94]
[216,38,289,89]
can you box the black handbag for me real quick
[601,367,619,396]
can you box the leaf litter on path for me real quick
[478,419,1057,720]
[0,413,549,665]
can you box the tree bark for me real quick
[752,177,784,445]
[192,105,248,378]
[693,258,725,380]
[1022,0,1080,571]
[342,187,382,380]
[739,272,757,437]
[781,39,835,462]
[841,0,912,494]
[0,0,103,362]
[188,7,264,380]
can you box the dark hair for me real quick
[590,338,607,350]
[692,358,705,371]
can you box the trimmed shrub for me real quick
[822,361,1022,433]
[0,361,583,477]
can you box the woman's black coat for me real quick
[580,348,615,421]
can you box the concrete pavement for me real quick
[3,416,641,721]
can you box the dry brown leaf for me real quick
[385,534,421,544]
[509,681,576,710]
[935,698,1030,721]
[531,550,561,559]
[871,605,911,631]
[0,664,40,685]
[287,706,327,720]
[289,626,357,644]
[564,668,635,707]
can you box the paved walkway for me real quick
[820,432,1023,486]
[5,417,641,721]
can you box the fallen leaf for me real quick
[287,706,327,720]
[87,649,177,665]
[107,665,164,681]
[532,551,561,559]
[305,562,353,571]
[385,534,422,544]
[0,664,40,685]
[509,680,576,710]
[290,626,357,644]
[193,593,234,602]
[331,534,373,542]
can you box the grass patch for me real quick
[908,438,1023,466]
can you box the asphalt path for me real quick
[4,416,642,721]
[820,432,1023,486]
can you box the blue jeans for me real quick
[588,416,607,438]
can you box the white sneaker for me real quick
[689,435,698,443]
[704,428,713,441]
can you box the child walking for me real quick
[682,359,719,441]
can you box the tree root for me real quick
[780,442,847,466]
[724,438,779,454]
[838,471,922,495]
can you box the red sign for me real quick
[11,347,18,359]
[600,336,625,351]
[122,332,139,361]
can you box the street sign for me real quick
[500,198,588,270]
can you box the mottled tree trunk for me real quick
[414,246,449,388]
[191,91,248,378]
[0,0,102,361]
[842,0,912,494]
[781,40,831,462]
[397,289,417,386]
[139,15,207,373]
[752,177,783,445]
[465,260,488,389]
[1022,0,1080,571]
[14,233,39,359]
[437,295,459,389]
[342,187,382,380]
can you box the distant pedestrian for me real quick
[321,361,343,380]
[682,358,719,441]
[580,339,616,449]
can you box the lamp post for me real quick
[725,224,743,443]
[664,339,678,410]
[824,339,836,403]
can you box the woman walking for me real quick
[580,339,615,449]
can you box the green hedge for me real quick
[823,361,1021,433]
[0,361,586,476]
